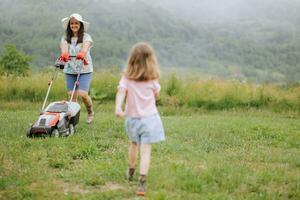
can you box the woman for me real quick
[60,13,94,124]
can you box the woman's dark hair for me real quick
[65,21,84,44]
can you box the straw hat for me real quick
[61,13,90,31]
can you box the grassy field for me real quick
[1,71,300,112]
[0,102,299,200]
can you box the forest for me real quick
[1,0,300,83]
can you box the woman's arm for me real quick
[60,41,68,53]
[80,41,92,55]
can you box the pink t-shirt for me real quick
[118,75,161,117]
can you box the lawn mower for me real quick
[27,57,82,138]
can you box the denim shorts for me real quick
[65,73,92,92]
[125,114,165,144]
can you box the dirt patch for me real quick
[53,180,92,195]
[100,182,126,192]
[52,180,125,195]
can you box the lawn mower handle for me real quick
[54,56,88,69]
[41,67,59,111]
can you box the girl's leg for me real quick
[137,143,151,196]
[128,142,138,169]
[139,143,151,175]
[127,142,138,181]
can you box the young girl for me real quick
[60,13,94,124]
[115,42,165,196]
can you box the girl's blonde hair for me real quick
[125,42,160,81]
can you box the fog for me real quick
[2,0,300,26]
[147,0,300,25]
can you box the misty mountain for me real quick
[1,0,300,83]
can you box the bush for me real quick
[0,44,32,76]
[165,73,181,96]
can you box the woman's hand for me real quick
[76,51,85,60]
[76,51,89,65]
[60,52,70,62]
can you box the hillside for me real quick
[0,0,300,83]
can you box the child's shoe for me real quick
[136,178,147,196]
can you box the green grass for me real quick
[0,102,299,199]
